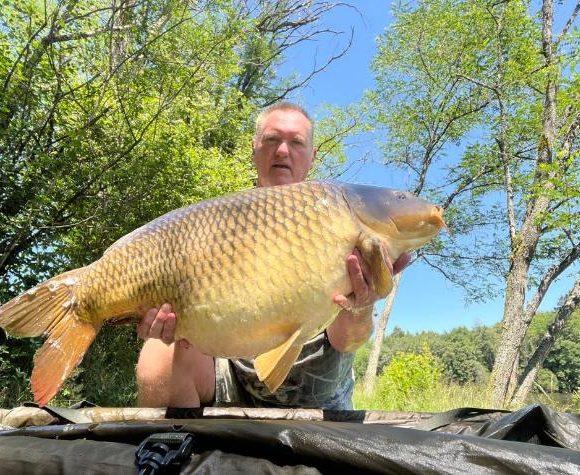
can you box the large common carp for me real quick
[0,181,445,405]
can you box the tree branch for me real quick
[512,278,580,405]
[555,2,579,48]
[262,27,353,105]
[523,242,580,324]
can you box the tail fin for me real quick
[0,269,100,405]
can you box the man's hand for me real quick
[332,250,411,316]
[332,249,379,316]
[327,250,412,353]
[137,303,179,345]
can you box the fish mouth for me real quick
[431,206,448,232]
[388,206,447,239]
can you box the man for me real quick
[136,102,410,409]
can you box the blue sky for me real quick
[279,2,578,334]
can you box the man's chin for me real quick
[266,169,294,186]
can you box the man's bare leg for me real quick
[136,339,215,407]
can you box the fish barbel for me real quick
[0,181,445,405]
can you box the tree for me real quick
[488,0,579,406]
[361,0,500,391]
[0,0,352,406]
[362,274,401,395]
[512,280,579,404]
[432,327,490,384]
[364,0,579,407]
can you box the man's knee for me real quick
[136,339,216,407]
[136,339,175,406]
[172,341,216,404]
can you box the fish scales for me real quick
[77,182,354,355]
[0,180,445,404]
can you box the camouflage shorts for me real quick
[213,332,355,410]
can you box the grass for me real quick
[353,381,580,413]
[353,381,493,412]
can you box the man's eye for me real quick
[265,137,279,144]
[292,139,304,146]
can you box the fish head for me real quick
[342,183,445,253]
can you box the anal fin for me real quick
[254,329,302,393]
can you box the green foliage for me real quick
[362,324,500,386]
[536,369,559,393]
[0,336,38,405]
[372,326,439,375]
[353,317,578,412]
[0,0,260,298]
[354,381,492,412]
[78,326,141,406]
[353,342,371,381]
[375,350,442,411]
[524,311,580,392]
[545,339,580,393]
[355,312,578,402]
[572,391,580,412]
[0,0,346,408]
[431,327,493,383]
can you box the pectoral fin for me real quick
[359,236,394,298]
[254,329,302,393]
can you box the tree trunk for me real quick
[490,254,531,406]
[511,279,580,406]
[489,0,557,407]
[362,274,401,395]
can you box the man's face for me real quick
[253,109,316,187]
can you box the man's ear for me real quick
[251,137,257,164]
[310,147,318,166]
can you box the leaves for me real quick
[0,0,345,407]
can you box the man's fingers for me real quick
[161,313,176,344]
[159,302,173,316]
[137,307,158,340]
[333,294,355,312]
[393,252,412,275]
[147,312,166,340]
[347,254,369,303]
[137,303,178,344]
[147,303,172,339]
[353,248,375,283]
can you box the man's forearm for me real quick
[326,305,374,353]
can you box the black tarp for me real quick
[0,404,578,474]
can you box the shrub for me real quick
[536,368,560,393]
[376,350,441,411]
[353,343,371,380]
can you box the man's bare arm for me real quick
[327,251,411,353]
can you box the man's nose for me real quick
[276,141,289,157]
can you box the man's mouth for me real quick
[272,164,291,171]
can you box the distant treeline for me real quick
[354,311,579,394]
